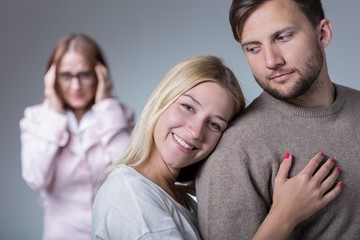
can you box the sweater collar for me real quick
[260,83,345,117]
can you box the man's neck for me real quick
[289,79,335,108]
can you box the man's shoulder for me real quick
[336,83,360,95]
[228,94,272,129]
[336,84,360,107]
[216,94,275,148]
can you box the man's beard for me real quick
[255,47,323,101]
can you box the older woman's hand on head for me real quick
[95,63,112,103]
[44,64,64,113]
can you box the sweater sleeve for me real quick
[196,145,270,239]
[20,104,69,190]
[92,98,135,163]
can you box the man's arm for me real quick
[196,146,269,239]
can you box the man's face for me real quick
[240,0,324,101]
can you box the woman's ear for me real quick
[318,18,333,48]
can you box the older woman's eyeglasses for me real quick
[57,71,95,86]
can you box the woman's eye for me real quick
[208,121,221,131]
[181,103,194,112]
[59,73,72,80]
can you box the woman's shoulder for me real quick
[93,166,149,218]
[99,166,165,201]
[99,166,141,193]
[106,165,150,187]
[94,165,178,225]
[23,103,46,115]
[21,102,67,126]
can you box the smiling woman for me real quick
[92,55,245,239]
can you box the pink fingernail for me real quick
[339,181,343,187]
[320,152,325,157]
[283,152,290,160]
[336,167,341,173]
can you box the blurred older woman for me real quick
[20,33,134,240]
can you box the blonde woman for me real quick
[92,55,341,240]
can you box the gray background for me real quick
[1,1,359,239]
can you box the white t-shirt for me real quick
[92,165,201,240]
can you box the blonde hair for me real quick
[99,55,245,186]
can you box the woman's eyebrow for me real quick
[183,94,201,106]
[182,94,229,123]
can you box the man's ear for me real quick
[318,18,333,48]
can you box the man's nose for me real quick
[264,46,285,69]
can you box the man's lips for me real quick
[268,71,294,83]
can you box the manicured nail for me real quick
[283,152,290,160]
[320,152,325,157]
[336,167,341,173]
[329,158,335,163]
[339,181,343,187]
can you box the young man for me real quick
[196,0,360,239]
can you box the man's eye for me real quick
[245,46,260,54]
[277,33,292,42]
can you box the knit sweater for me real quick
[196,84,360,240]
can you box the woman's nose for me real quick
[69,77,81,89]
[187,119,204,140]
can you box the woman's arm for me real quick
[253,152,342,240]
[21,65,68,190]
[20,104,68,189]
[91,63,135,162]
[92,99,135,162]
